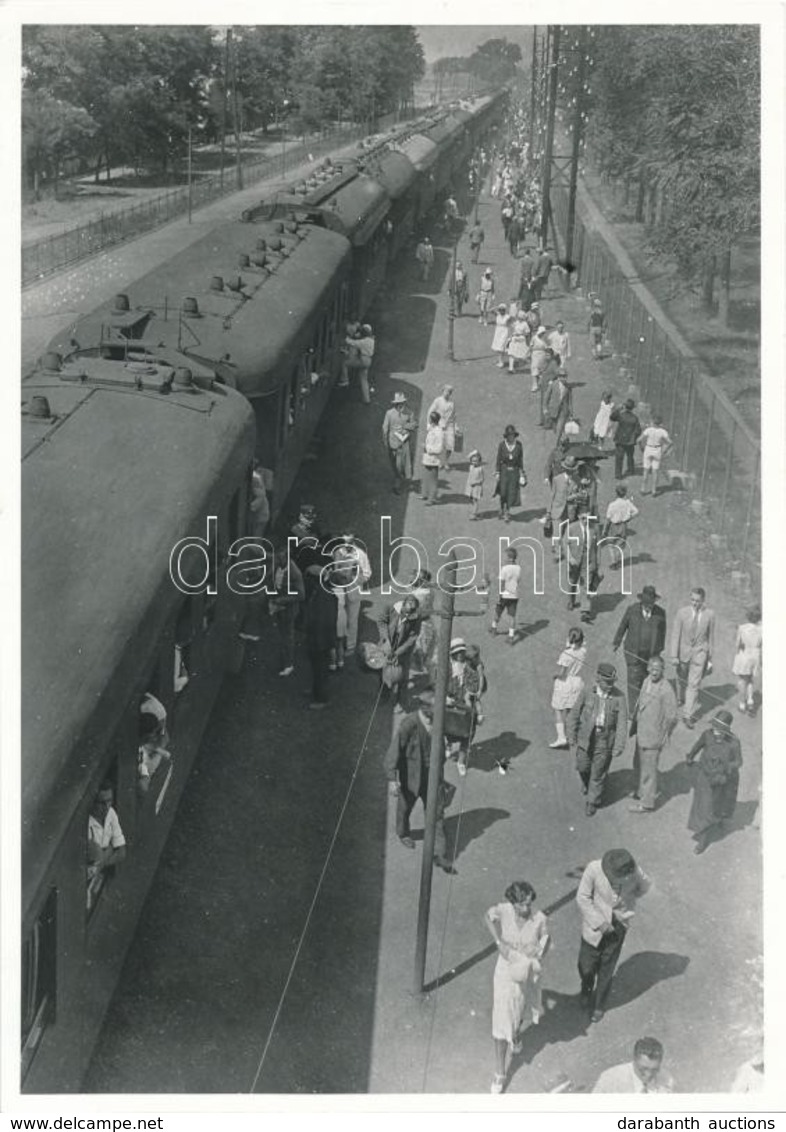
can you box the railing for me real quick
[550,177,761,595]
[22,123,369,287]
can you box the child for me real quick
[491,547,521,643]
[466,449,485,519]
[601,484,639,570]
[590,390,614,445]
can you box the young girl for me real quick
[466,449,485,519]
[732,606,762,715]
[549,627,587,748]
[506,309,531,374]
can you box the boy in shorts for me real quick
[639,415,672,496]
[490,547,521,643]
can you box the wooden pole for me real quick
[414,554,457,995]
[229,28,243,191]
[566,26,588,267]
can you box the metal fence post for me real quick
[699,393,716,499]
[682,368,697,471]
[718,421,736,536]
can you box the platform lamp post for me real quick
[414,552,458,996]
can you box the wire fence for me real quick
[22,123,371,287]
[550,179,761,596]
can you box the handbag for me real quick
[445,703,473,739]
[381,661,404,688]
[519,470,528,488]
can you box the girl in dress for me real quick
[549,627,586,748]
[506,309,531,374]
[485,880,551,1094]
[465,449,485,519]
[732,605,762,715]
[491,304,512,368]
[427,384,457,470]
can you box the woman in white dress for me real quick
[491,304,512,367]
[427,384,457,470]
[506,310,531,374]
[549,627,586,748]
[485,881,550,1094]
[731,605,762,715]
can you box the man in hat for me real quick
[593,1037,674,1093]
[543,449,575,541]
[469,220,485,264]
[544,366,570,435]
[377,594,423,713]
[670,586,716,728]
[382,392,416,494]
[576,848,650,1021]
[567,662,628,815]
[612,585,668,710]
[415,236,434,281]
[610,399,642,480]
[383,693,455,873]
[446,637,473,775]
[628,656,678,812]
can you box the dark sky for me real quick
[416,25,533,63]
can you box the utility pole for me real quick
[447,227,458,361]
[529,27,538,159]
[566,26,589,269]
[540,24,560,249]
[228,27,243,191]
[414,554,457,996]
[219,30,229,189]
[187,126,193,224]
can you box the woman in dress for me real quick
[427,384,457,470]
[493,425,525,523]
[506,309,531,374]
[491,304,512,368]
[549,627,586,748]
[732,605,762,715]
[685,710,743,854]
[484,880,551,1094]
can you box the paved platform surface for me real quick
[84,182,762,1097]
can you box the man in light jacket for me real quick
[576,848,650,1023]
[628,656,678,812]
[568,661,628,815]
[669,586,716,728]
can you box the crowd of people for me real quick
[221,105,762,1095]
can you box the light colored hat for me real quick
[450,637,467,654]
[392,392,407,404]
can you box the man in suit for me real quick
[669,586,716,728]
[612,585,667,711]
[377,595,422,713]
[568,662,628,815]
[383,695,454,873]
[576,848,650,1023]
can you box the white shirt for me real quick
[605,497,639,523]
[593,1061,674,1094]
[499,563,521,600]
[88,806,126,851]
[549,330,571,359]
[641,425,671,451]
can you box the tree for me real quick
[22,90,96,195]
[468,38,522,83]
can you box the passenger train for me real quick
[21,89,507,1091]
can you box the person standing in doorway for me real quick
[576,848,650,1022]
[670,586,716,728]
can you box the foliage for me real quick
[585,25,760,278]
[468,38,522,83]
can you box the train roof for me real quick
[393,132,439,172]
[22,361,255,898]
[364,150,416,201]
[44,220,353,399]
[421,113,465,146]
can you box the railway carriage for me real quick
[21,359,255,1090]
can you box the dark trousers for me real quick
[308,646,331,703]
[626,657,649,712]
[576,733,614,805]
[614,443,636,479]
[396,785,447,859]
[578,922,627,1011]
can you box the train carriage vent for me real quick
[182,297,201,318]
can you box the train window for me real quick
[86,774,126,917]
[21,889,57,1080]
[288,365,299,428]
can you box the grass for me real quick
[580,164,760,437]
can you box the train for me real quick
[21,89,508,1092]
